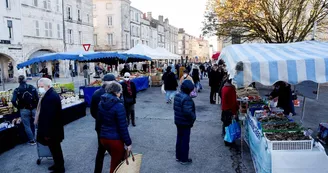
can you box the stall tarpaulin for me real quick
[155,47,180,60]
[125,44,163,59]
[220,41,328,88]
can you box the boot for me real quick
[131,111,136,127]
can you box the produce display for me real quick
[60,92,81,105]
[262,122,300,131]
[258,116,289,123]
[90,80,102,86]
[265,131,310,141]
[237,87,260,98]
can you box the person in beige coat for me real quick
[180,70,194,85]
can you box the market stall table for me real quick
[80,76,149,106]
[62,100,86,125]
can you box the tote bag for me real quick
[114,151,143,173]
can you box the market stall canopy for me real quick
[124,44,163,59]
[17,52,125,69]
[79,52,127,65]
[220,41,328,87]
[121,53,152,63]
[155,47,180,60]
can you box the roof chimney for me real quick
[159,15,164,24]
[147,12,152,20]
[143,13,147,19]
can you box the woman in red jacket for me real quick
[221,79,238,146]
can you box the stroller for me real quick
[35,128,53,165]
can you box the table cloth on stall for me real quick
[220,41,328,87]
[0,127,18,154]
[62,101,86,125]
[81,76,149,106]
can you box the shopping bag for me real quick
[224,120,241,142]
[161,85,166,94]
[190,88,197,98]
[114,151,142,173]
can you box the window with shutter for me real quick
[34,0,38,6]
[45,22,49,37]
[47,0,51,9]
[49,23,52,37]
[57,24,60,38]
[35,21,40,36]
[43,0,47,9]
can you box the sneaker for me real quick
[28,140,36,146]
[179,159,192,165]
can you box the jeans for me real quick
[165,90,176,102]
[20,108,36,141]
[176,126,191,162]
[94,132,106,173]
[100,139,125,173]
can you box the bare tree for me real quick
[203,0,328,43]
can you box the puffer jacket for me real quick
[98,93,132,146]
[174,80,196,127]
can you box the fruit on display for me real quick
[259,116,289,123]
[265,131,310,141]
[90,80,102,86]
[262,122,300,131]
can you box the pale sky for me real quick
[131,0,207,37]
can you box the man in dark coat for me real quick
[209,64,223,104]
[269,81,293,115]
[174,80,196,165]
[90,74,116,173]
[121,72,137,126]
[35,78,64,173]
[162,66,178,104]
[199,63,205,80]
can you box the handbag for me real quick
[161,84,166,94]
[114,151,143,173]
[190,88,197,98]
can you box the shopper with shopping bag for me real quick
[98,82,132,173]
[221,79,239,146]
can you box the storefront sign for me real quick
[0,40,10,44]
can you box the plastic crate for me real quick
[264,133,313,151]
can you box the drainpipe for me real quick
[62,0,69,79]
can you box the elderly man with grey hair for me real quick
[91,74,117,173]
[34,78,65,173]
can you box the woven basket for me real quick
[114,152,142,173]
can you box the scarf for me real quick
[125,80,132,96]
[34,95,44,125]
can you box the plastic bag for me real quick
[224,120,241,142]
[161,85,166,94]
[190,88,197,98]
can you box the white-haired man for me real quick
[35,78,65,173]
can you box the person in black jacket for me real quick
[191,67,201,92]
[35,78,64,173]
[121,72,137,126]
[209,64,223,104]
[98,82,132,173]
[90,74,116,173]
[11,75,39,145]
[269,81,293,115]
[162,66,178,104]
[174,80,196,165]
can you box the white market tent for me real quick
[220,41,328,88]
[155,47,180,60]
[125,44,163,59]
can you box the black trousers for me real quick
[210,87,219,103]
[48,141,65,169]
[94,132,106,173]
[125,104,135,125]
[176,126,191,162]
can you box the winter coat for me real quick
[98,93,132,146]
[37,88,64,145]
[174,81,196,128]
[121,81,137,105]
[192,69,200,83]
[91,86,106,132]
[221,83,238,115]
[270,84,292,115]
[209,70,223,88]
[162,71,178,91]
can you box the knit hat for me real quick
[103,74,116,81]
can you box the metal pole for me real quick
[300,96,306,124]
[1,64,5,91]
